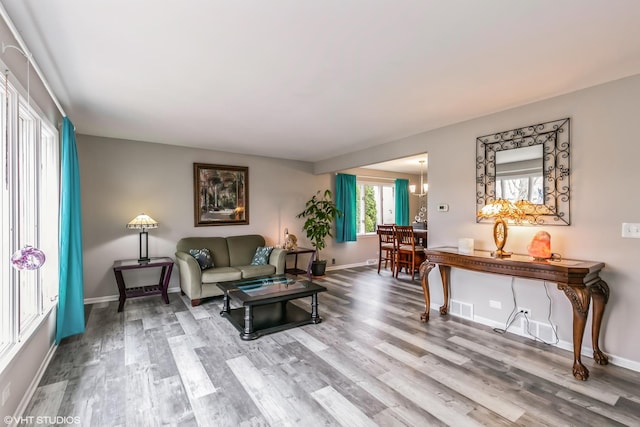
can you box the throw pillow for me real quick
[189,248,214,270]
[250,246,274,266]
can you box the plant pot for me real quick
[311,260,327,277]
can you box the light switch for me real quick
[622,223,640,238]
[437,204,449,212]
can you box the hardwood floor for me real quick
[22,266,640,426]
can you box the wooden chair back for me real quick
[377,224,396,273]
[377,224,396,245]
[394,225,425,280]
[395,225,416,248]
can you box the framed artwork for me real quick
[193,163,248,226]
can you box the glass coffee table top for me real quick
[217,274,326,303]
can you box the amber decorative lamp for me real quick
[477,199,523,258]
[126,213,159,262]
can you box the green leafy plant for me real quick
[296,189,342,261]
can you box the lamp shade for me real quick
[477,199,523,221]
[126,213,159,230]
[477,199,523,258]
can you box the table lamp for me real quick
[477,199,523,258]
[126,213,158,262]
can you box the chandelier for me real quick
[409,159,428,223]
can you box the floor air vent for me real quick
[449,299,474,320]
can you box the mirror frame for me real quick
[476,118,570,225]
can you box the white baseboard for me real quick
[326,261,369,271]
[83,286,182,305]
[11,343,58,426]
[433,302,640,373]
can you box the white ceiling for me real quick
[362,153,428,175]
[2,1,640,169]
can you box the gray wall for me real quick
[79,135,322,299]
[318,73,640,369]
[78,136,415,301]
[0,311,56,422]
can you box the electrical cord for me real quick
[493,279,559,346]
[522,281,559,345]
[493,277,519,334]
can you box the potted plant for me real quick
[296,189,342,277]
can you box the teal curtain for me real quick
[56,117,85,343]
[395,178,410,225]
[335,173,357,242]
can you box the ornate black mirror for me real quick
[476,118,570,225]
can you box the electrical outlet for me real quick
[437,204,449,212]
[331,258,336,265]
[518,307,531,316]
[2,382,10,406]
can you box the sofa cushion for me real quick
[177,237,230,267]
[238,264,277,278]
[250,246,274,265]
[189,248,214,270]
[201,267,242,283]
[227,235,266,266]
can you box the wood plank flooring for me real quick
[22,266,640,426]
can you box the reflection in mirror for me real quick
[476,118,570,225]
[495,145,543,204]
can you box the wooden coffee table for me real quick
[217,274,326,340]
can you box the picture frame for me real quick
[193,163,249,226]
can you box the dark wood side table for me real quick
[419,247,609,381]
[284,247,316,280]
[112,257,174,312]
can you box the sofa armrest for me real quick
[269,247,287,274]
[175,251,203,299]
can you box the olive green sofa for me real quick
[175,234,286,306]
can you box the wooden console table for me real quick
[419,247,610,381]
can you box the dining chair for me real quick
[377,224,396,274]
[394,225,426,280]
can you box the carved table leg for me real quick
[590,279,610,365]
[419,261,436,322]
[439,265,451,315]
[220,291,230,315]
[559,285,591,381]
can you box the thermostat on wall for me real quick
[437,204,449,212]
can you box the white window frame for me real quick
[0,70,60,368]
[356,180,395,236]
[495,170,544,204]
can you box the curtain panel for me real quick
[335,173,357,242]
[56,117,85,343]
[395,178,410,226]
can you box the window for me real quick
[0,73,59,362]
[17,102,40,332]
[496,172,544,204]
[356,180,395,235]
[495,146,544,204]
